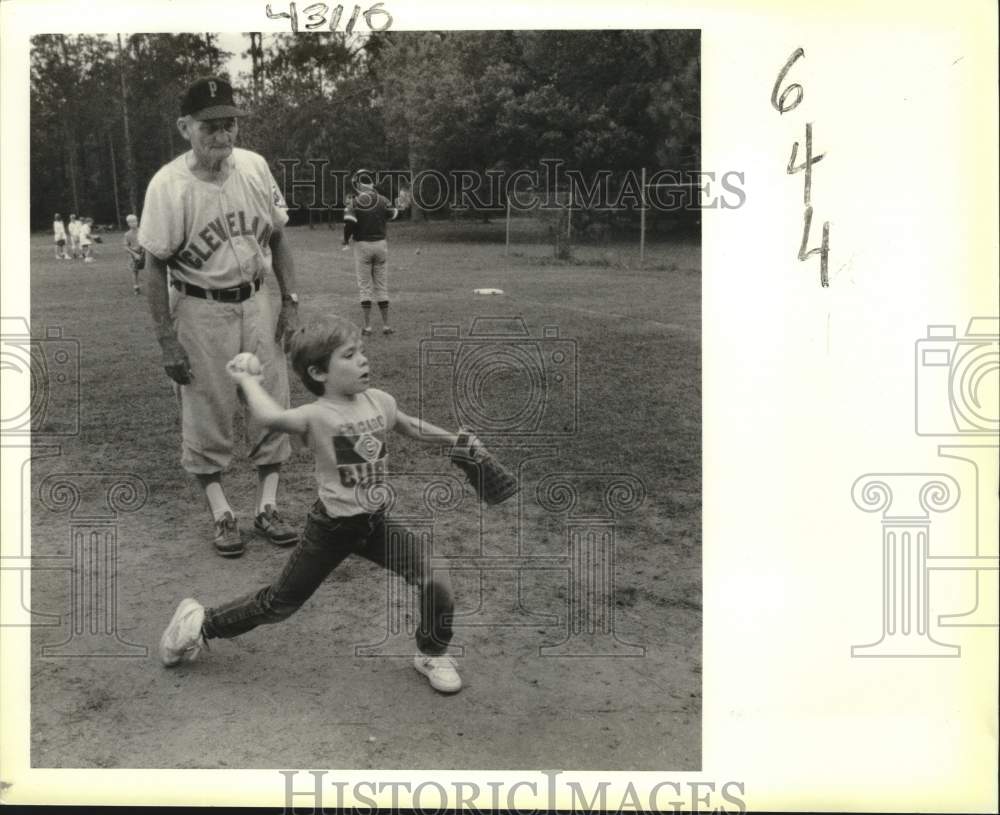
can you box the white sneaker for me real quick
[413,653,462,693]
[159,598,206,667]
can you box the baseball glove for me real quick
[450,431,518,506]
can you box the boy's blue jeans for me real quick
[202,501,453,655]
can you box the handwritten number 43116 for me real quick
[772,48,830,288]
[266,2,392,33]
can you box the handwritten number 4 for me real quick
[786,122,824,206]
[798,207,830,288]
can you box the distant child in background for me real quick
[67,214,81,259]
[123,214,144,293]
[52,213,68,259]
[79,217,95,263]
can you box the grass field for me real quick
[26,220,701,770]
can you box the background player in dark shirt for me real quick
[342,169,402,336]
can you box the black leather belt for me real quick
[171,278,262,302]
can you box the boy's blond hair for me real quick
[289,315,361,395]
[126,214,138,225]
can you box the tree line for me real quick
[29,31,699,230]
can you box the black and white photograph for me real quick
[21,28,702,772]
[2,1,996,812]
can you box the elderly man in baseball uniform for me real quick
[342,169,402,336]
[139,76,301,558]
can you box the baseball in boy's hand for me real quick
[227,352,262,377]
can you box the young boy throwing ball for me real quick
[159,315,473,692]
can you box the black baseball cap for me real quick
[180,76,247,120]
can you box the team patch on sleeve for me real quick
[271,181,287,209]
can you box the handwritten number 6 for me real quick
[772,48,805,114]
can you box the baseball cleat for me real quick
[253,505,299,547]
[213,511,244,557]
[361,327,373,337]
[413,654,462,693]
[382,327,395,335]
[160,598,206,667]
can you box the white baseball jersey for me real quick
[79,222,92,246]
[138,147,289,290]
[53,220,66,240]
[68,220,80,238]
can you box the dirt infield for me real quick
[26,222,701,770]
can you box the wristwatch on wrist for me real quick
[282,292,299,305]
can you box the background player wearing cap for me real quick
[139,75,302,558]
[342,169,404,336]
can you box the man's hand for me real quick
[160,334,193,385]
[275,299,300,348]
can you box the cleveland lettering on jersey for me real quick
[175,210,274,269]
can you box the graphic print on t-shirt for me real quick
[332,416,388,488]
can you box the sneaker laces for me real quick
[426,654,457,670]
[258,506,282,526]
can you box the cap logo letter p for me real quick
[208,80,218,97]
